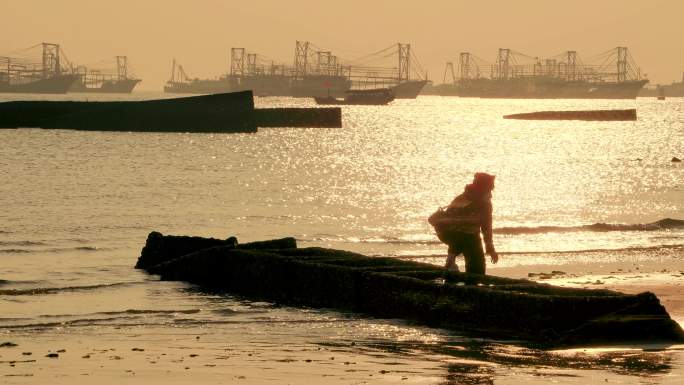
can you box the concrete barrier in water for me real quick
[504,109,637,121]
[256,107,342,128]
[0,91,342,132]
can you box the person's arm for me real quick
[481,200,499,263]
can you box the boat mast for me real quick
[443,62,455,84]
[294,41,309,80]
[231,48,245,77]
[459,52,472,81]
[116,56,127,81]
[617,47,628,83]
[496,48,510,80]
[247,53,257,76]
[398,43,410,82]
[42,43,60,78]
[170,59,176,83]
[566,51,577,81]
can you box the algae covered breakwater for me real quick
[136,232,684,347]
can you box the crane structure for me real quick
[443,62,455,84]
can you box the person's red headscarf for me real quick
[465,172,495,197]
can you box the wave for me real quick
[0,240,47,246]
[494,218,684,235]
[95,309,201,316]
[398,244,684,259]
[305,218,684,245]
[0,246,110,254]
[0,282,138,296]
[170,318,350,326]
[0,312,340,330]
[500,243,684,255]
[0,279,41,287]
[0,316,140,330]
[29,309,202,321]
[0,248,33,254]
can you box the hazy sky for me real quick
[2,0,683,89]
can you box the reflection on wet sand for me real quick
[320,336,677,384]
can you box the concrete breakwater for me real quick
[0,91,341,133]
[136,231,684,346]
[504,109,637,121]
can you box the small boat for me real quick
[136,232,684,346]
[314,88,394,105]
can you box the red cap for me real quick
[471,172,496,191]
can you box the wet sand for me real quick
[3,324,683,385]
[1,327,449,385]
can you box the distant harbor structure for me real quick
[425,47,648,99]
[164,41,428,99]
[0,42,141,94]
[640,71,684,98]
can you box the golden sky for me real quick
[2,0,682,89]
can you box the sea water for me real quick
[0,94,682,384]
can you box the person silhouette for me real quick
[433,172,499,274]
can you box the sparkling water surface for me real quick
[0,93,682,383]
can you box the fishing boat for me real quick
[136,232,684,346]
[69,56,141,94]
[0,43,80,94]
[314,88,394,105]
[433,47,648,99]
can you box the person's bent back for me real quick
[432,172,499,274]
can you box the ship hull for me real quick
[164,79,233,94]
[231,75,292,97]
[393,80,428,99]
[70,78,141,94]
[165,75,352,98]
[0,74,80,94]
[435,78,648,99]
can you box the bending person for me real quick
[441,172,499,274]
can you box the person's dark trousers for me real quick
[446,232,486,274]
